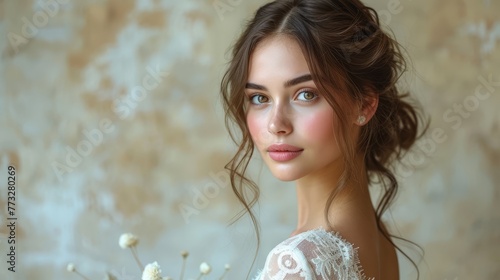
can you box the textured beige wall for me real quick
[0,0,498,279]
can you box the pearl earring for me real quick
[357,115,366,125]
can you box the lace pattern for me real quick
[253,228,372,280]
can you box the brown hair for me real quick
[220,0,427,278]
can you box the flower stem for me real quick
[195,273,204,280]
[130,246,144,272]
[180,257,187,280]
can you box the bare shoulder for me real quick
[332,216,400,280]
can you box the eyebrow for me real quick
[245,74,313,91]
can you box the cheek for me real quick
[300,108,336,144]
[246,112,264,143]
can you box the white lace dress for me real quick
[253,227,371,280]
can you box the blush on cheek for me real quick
[302,109,336,140]
[246,113,262,142]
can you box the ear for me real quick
[355,90,378,126]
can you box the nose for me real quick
[268,104,293,135]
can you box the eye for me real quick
[296,90,318,102]
[249,94,269,105]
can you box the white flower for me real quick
[199,262,211,275]
[66,263,76,272]
[224,263,231,270]
[142,261,163,280]
[119,233,139,249]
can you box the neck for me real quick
[293,157,373,235]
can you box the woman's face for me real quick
[245,36,343,182]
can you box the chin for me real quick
[267,166,305,182]
[271,173,298,182]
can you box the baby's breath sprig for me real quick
[196,262,212,280]
[218,264,231,280]
[119,233,143,272]
[67,232,231,280]
[180,250,189,280]
[66,263,91,280]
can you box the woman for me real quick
[220,0,425,279]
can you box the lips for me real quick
[267,144,303,152]
[267,144,303,162]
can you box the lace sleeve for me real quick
[258,241,320,280]
[255,228,369,280]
